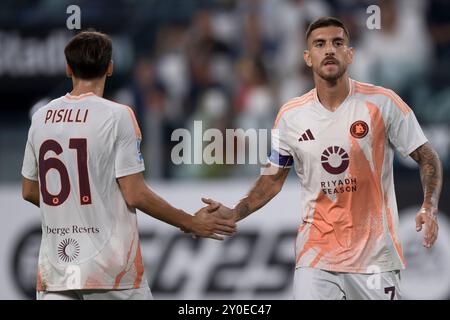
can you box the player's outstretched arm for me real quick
[410,142,443,248]
[22,177,40,207]
[202,164,290,223]
[118,172,236,240]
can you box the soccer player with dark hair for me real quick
[21,31,235,300]
[204,17,442,300]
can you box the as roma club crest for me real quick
[350,120,369,139]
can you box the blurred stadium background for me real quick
[1,0,450,299]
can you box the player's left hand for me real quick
[415,207,439,248]
[181,201,219,236]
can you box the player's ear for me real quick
[106,60,113,77]
[303,50,312,68]
[65,64,73,78]
[346,47,354,65]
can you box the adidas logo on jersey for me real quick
[298,129,315,141]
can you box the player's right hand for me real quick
[189,205,236,241]
[201,198,236,221]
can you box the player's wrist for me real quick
[421,201,437,210]
[178,209,194,233]
[230,207,242,222]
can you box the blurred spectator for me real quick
[262,0,330,80]
[117,57,171,179]
[427,0,450,60]
[234,57,274,130]
[233,57,275,176]
[154,24,190,124]
[355,0,431,94]
[278,63,314,103]
[426,0,450,95]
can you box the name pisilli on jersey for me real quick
[22,92,147,291]
[269,79,427,273]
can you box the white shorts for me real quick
[293,267,401,300]
[36,286,153,300]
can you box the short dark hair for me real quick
[64,31,112,79]
[306,17,350,42]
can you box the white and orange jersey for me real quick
[269,79,427,273]
[22,92,147,291]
